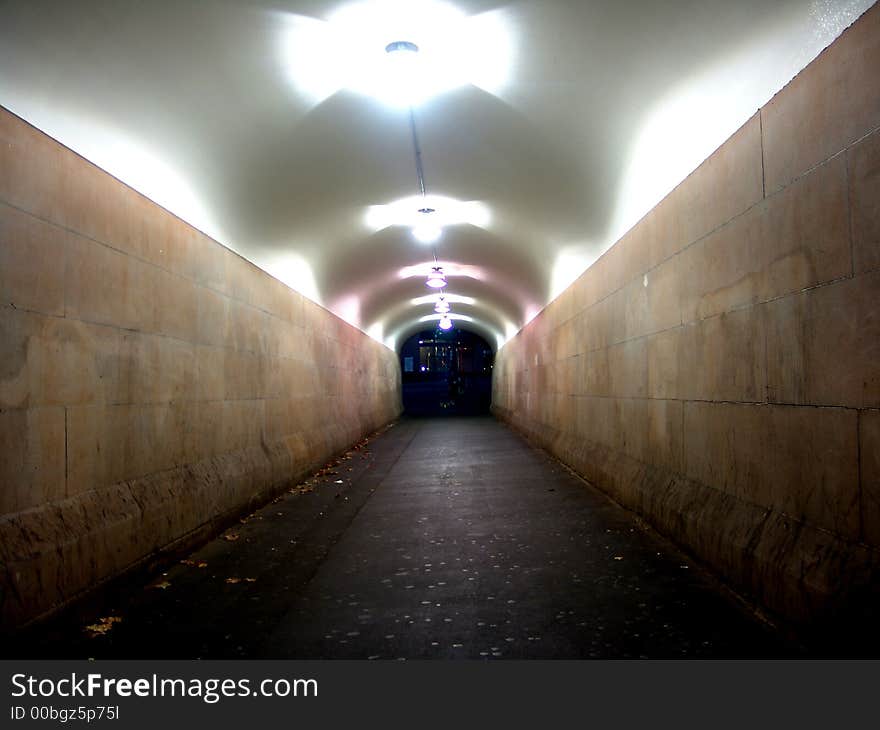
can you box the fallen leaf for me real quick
[84,616,122,637]
[150,581,171,590]
[197,562,208,569]
[245,578,257,583]
[224,533,240,542]
[225,577,241,584]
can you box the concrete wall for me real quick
[493,5,879,640]
[0,108,402,630]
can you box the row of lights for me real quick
[427,265,452,329]
[385,39,456,331]
[282,0,515,343]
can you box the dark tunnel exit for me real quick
[399,329,494,416]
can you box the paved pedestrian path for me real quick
[11,417,795,659]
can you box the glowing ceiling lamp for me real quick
[438,314,453,330]
[383,39,422,106]
[365,195,490,232]
[434,295,450,313]
[385,40,419,55]
[411,207,442,243]
[426,266,446,288]
[279,0,514,108]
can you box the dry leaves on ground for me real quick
[84,616,122,637]
[181,559,208,568]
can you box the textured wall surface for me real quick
[0,108,402,629]
[493,5,879,639]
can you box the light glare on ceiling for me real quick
[383,312,500,352]
[411,206,442,243]
[381,38,423,105]
[426,266,446,288]
[280,0,513,107]
[418,313,473,324]
[398,260,484,282]
[412,223,442,243]
[409,293,475,307]
[366,195,490,232]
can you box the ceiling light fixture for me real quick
[426,266,446,288]
[410,292,476,306]
[412,206,442,243]
[365,195,489,232]
[281,1,513,108]
[380,18,463,314]
[383,40,422,106]
[385,40,419,54]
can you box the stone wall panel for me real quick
[0,108,401,630]
[492,6,878,638]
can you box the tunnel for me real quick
[399,328,493,416]
[1,0,879,661]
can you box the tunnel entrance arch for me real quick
[398,329,494,416]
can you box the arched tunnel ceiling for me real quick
[1,0,873,351]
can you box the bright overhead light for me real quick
[399,260,484,282]
[366,195,490,232]
[339,0,467,107]
[438,315,453,330]
[426,266,446,288]
[411,222,442,244]
[411,207,442,243]
[418,313,474,324]
[339,1,509,107]
[385,40,419,54]
[279,1,514,108]
[410,292,476,307]
[434,296,451,313]
[382,39,423,105]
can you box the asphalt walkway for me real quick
[12,416,795,659]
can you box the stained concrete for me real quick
[8,417,798,659]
